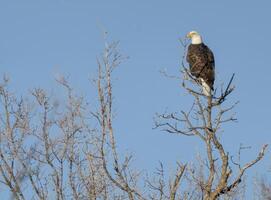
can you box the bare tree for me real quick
[154,40,267,200]
[0,76,110,199]
[0,38,268,200]
[0,40,150,200]
[94,41,146,200]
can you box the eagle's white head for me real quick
[186,31,202,44]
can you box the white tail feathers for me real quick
[199,78,211,96]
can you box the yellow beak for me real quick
[186,33,192,39]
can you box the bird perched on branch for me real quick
[186,31,215,96]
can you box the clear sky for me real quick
[0,0,270,198]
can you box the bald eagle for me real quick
[186,31,215,96]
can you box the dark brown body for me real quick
[186,43,215,90]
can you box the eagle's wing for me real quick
[206,46,215,69]
[204,45,215,89]
[187,46,208,78]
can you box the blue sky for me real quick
[0,0,270,198]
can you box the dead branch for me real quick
[169,163,187,200]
